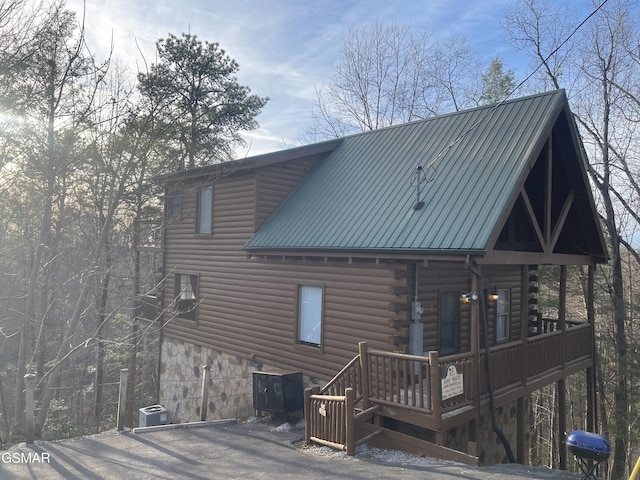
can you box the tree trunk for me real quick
[16,58,57,437]
[93,225,111,432]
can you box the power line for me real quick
[424,0,610,173]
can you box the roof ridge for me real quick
[333,89,566,142]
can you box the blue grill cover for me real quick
[566,430,611,462]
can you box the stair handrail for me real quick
[320,354,362,400]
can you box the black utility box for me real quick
[252,370,303,414]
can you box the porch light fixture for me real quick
[460,291,478,304]
[488,288,499,302]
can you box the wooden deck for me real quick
[304,322,593,462]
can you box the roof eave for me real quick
[155,138,342,184]
[243,246,486,260]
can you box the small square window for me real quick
[175,273,198,321]
[166,192,182,220]
[298,285,323,347]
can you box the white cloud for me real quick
[58,0,550,157]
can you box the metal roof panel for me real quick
[245,91,566,253]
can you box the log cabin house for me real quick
[154,90,607,466]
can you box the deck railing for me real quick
[305,387,355,455]
[135,220,163,251]
[366,349,434,411]
[305,320,593,456]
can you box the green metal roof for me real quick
[245,90,569,254]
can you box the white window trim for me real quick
[298,285,323,348]
[197,186,213,234]
[496,288,510,342]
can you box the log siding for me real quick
[163,166,411,381]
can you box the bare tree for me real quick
[504,1,640,477]
[306,23,482,139]
[0,0,116,438]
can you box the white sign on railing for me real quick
[441,364,464,400]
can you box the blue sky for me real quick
[66,0,590,156]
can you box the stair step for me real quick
[355,427,383,447]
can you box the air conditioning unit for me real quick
[138,404,167,427]
[252,370,303,414]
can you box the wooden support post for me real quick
[117,368,128,431]
[429,351,441,430]
[467,417,477,456]
[24,373,35,444]
[200,364,211,421]
[558,265,567,470]
[359,342,370,410]
[586,264,597,433]
[558,378,566,470]
[559,265,567,332]
[345,387,355,455]
[470,274,480,411]
[126,322,139,428]
[520,265,529,384]
[0,375,10,442]
[517,396,528,464]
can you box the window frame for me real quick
[196,185,213,235]
[439,290,460,356]
[166,191,183,221]
[174,272,199,322]
[495,288,511,343]
[296,284,324,350]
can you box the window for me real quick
[197,186,213,234]
[496,288,510,342]
[166,192,182,220]
[175,273,198,321]
[298,285,323,347]
[440,291,460,356]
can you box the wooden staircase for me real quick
[303,342,479,464]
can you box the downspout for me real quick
[465,255,515,464]
[409,262,424,358]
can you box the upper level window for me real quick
[175,273,198,321]
[197,186,213,234]
[298,285,323,347]
[496,288,510,342]
[440,291,460,356]
[166,192,182,220]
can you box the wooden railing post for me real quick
[345,387,355,455]
[200,364,211,421]
[304,387,312,445]
[429,351,441,429]
[359,342,370,409]
[304,386,319,446]
[24,373,35,444]
[117,368,128,431]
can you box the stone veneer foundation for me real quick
[158,337,316,424]
[159,338,519,466]
[477,400,520,465]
